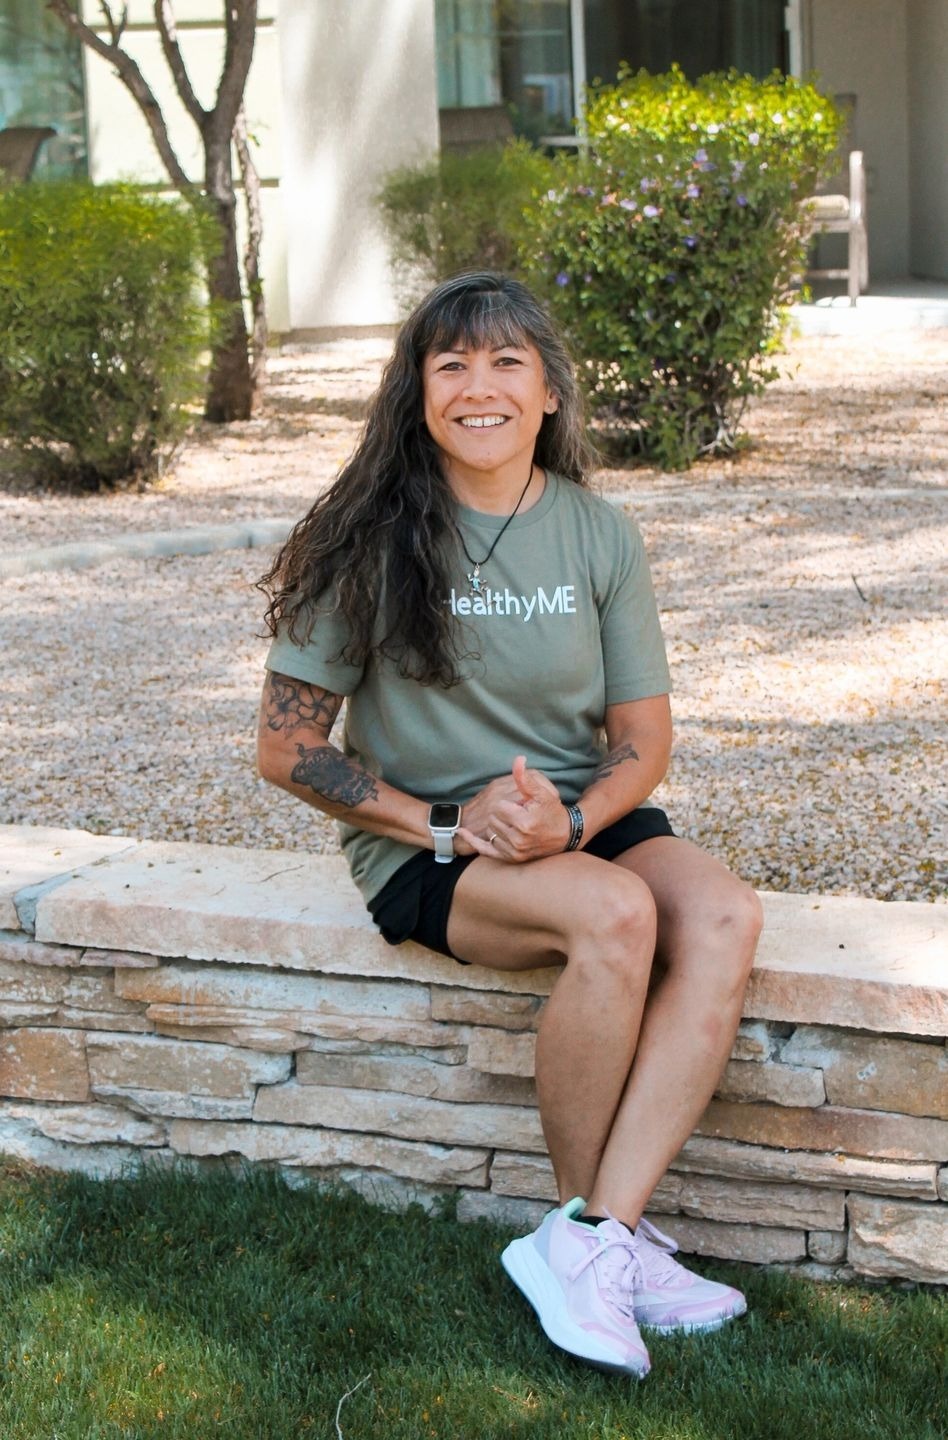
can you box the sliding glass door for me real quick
[584,0,788,87]
[436,0,789,140]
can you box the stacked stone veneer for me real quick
[1,824,945,1285]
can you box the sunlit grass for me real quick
[0,1160,942,1439]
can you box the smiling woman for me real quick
[255,271,763,1379]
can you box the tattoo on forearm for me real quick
[291,744,380,808]
[595,742,641,782]
[265,674,342,736]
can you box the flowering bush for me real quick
[520,68,842,467]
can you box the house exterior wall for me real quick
[807,0,910,279]
[907,0,948,280]
[275,0,438,333]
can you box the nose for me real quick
[461,356,497,400]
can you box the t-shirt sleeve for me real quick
[264,595,365,697]
[596,511,671,705]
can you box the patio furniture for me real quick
[803,148,869,306]
[439,106,514,153]
[0,126,57,181]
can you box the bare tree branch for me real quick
[234,104,268,387]
[211,0,258,144]
[154,0,207,130]
[97,1,128,48]
[47,0,197,197]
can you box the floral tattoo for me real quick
[265,674,342,736]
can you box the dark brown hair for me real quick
[258,271,596,686]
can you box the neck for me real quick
[448,462,540,515]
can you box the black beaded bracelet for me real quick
[564,803,584,852]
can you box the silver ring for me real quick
[488,833,498,845]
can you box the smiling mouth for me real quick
[458,415,508,428]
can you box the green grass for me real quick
[0,1161,942,1440]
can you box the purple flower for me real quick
[694,148,708,162]
[736,194,749,207]
[643,204,659,218]
[576,185,594,197]
[685,183,700,199]
[748,132,760,146]
[619,197,637,211]
[683,234,697,250]
[555,271,570,286]
[731,160,746,178]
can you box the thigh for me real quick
[612,835,762,968]
[446,850,652,971]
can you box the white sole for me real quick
[501,1236,650,1378]
[639,1296,748,1335]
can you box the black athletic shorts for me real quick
[367,805,675,963]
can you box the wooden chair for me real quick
[0,126,57,181]
[803,149,869,306]
[439,106,514,153]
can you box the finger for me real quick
[512,753,537,803]
[456,826,502,859]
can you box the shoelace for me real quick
[567,1215,642,1310]
[635,1217,688,1286]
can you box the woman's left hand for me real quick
[457,755,571,863]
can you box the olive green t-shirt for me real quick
[265,474,671,903]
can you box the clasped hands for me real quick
[455,754,571,863]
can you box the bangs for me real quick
[419,286,535,358]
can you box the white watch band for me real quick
[431,830,456,862]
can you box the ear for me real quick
[543,392,559,414]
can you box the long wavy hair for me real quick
[258,271,597,687]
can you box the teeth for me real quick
[459,415,507,428]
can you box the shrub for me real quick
[520,68,842,467]
[377,139,553,303]
[0,180,214,489]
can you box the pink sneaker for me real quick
[631,1217,747,1333]
[501,1198,650,1377]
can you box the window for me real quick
[0,0,87,176]
[436,0,574,141]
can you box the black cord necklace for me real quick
[455,464,535,598]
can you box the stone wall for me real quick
[1,824,945,1285]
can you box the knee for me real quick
[568,874,657,987]
[705,880,763,985]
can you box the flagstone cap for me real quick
[2,824,945,1031]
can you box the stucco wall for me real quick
[808,0,910,279]
[908,0,948,280]
[276,0,439,333]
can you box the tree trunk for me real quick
[203,138,255,422]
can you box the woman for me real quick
[257,271,762,1378]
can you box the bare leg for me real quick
[447,853,658,1200]
[585,837,763,1224]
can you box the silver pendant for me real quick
[466,565,482,596]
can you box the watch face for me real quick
[429,802,461,829]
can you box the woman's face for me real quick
[421,339,557,493]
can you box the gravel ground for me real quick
[1,330,945,902]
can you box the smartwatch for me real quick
[428,802,462,863]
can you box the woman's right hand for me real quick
[456,755,570,862]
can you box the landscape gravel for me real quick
[1,329,945,903]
